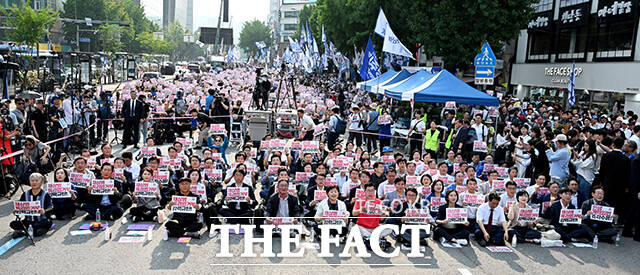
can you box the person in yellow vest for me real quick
[424,121,440,160]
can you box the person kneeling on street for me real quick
[10,173,53,238]
[475,193,510,246]
[165,178,202,238]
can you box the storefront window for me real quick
[527,31,552,61]
[532,0,554,12]
[560,0,589,8]
[556,26,588,59]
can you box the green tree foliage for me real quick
[1,1,58,89]
[238,20,272,55]
[163,21,203,61]
[305,0,534,71]
[136,32,174,55]
[97,24,124,54]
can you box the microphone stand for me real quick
[110,91,122,145]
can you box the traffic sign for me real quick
[474,42,496,86]
[474,43,496,66]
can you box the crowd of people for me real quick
[4,65,640,253]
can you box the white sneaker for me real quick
[457,239,468,246]
[209,228,219,238]
[121,217,127,224]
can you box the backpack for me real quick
[334,115,347,134]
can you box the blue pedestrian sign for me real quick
[474,42,496,85]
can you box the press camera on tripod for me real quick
[253,68,271,110]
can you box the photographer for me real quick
[78,94,97,146]
[208,91,230,135]
[8,98,25,153]
[95,91,111,143]
[191,109,211,149]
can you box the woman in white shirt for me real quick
[314,185,348,239]
[407,112,426,156]
[495,125,511,164]
[571,139,597,201]
[347,106,364,147]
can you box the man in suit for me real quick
[625,154,640,241]
[265,180,301,224]
[451,119,466,155]
[599,137,631,224]
[121,90,143,148]
[547,187,593,242]
[581,185,618,242]
[220,169,257,224]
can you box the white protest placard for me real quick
[483,164,496,172]
[492,180,506,193]
[86,158,97,167]
[158,157,170,171]
[383,184,396,194]
[209,124,227,135]
[171,196,197,214]
[47,182,72,198]
[487,246,512,253]
[378,114,392,125]
[473,141,488,153]
[176,137,193,149]
[456,185,468,194]
[291,141,302,151]
[190,183,207,201]
[322,210,349,226]
[381,155,395,164]
[134,181,158,198]
[406,176,420,186]
[463,193,485,207]
[271,217,294,227]
[301,141,319,153]
[514,178,531,189]
[295,172,311,184]
[288,184,297,195]
[141,147,156,158]
[314,123,327,136]
[537,187,550,195]
[355,188,366,200]
[113,168,124,179]
[518,208,540,223]
[100,157,115,166]
[364,201,384,215]
[332,158,349,172]
[325,177,337,186]
[405,209,430,224]
[430,197,446,212]
[495,167,509,178]
[444,101,456,109]
[13,201,41,216]
[91,179,114,195]
[267,165,283,175]
[446,208,468,224]
[560,209,583,224]
[204,168,223,182]
[250,148,257,158]
[270,139,287,151]
[227,187,249,202]
[260,140,271,151]
[152,170,170,186]
[590,205,614,223]
[314,190,327,201]
[169,158,182,170]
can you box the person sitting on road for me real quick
[475,192,510,246]
[265,179,301,227]
[546,187,593,243]
[165,178,202,239]
[506,190,542,244]
[383,177,407,208]
[220,169,257,224]
[314,185,348,240]
[581,185,618,243]
[83,163,126,221]
[352,183,392,250]
[130,167,162,223]
[10,173,53,238]
[433,189,471,246]
[51,168,77,220]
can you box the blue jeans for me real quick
[577,174,592,202]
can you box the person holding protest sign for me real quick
[130,168,162,223]
[383,177,407,208]
[50,168,77,220]
[581,185,618,242]
[459,178,481,232]
[475,193,509,246]
[265,180,301,225]
[546,187,593,243]
[506,191,542,244]
[10,173,53,238]
[165,178,203,239]
[220,169,257,224]
[306,173,327,218]
[314,185,348,240]
[83,163,125,221]
[434,189,470,246]
[424,180,446,219]
[352,183,390,241]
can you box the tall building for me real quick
[279,0,316,44]
[162,0,191,31]
[510,0,640,111]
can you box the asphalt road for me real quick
[1,99,640,274]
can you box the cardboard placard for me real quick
[590,205,614,223]
[152,171,170,186]
[134,181,158,198]
[446,208,468,224]
[204,168,223,182]
[13,201,41,216]
[141,147,157,158]
[405,209,430,224]
[314,190,327,201]
[91,179,114,195]
[363,201,384,215]
[171,196,197,213]
[209,124,227,135]
[227,187,249,202]
[492,180,506,193]
[47,182,72,198]
[322,210,348,226]
[430,197,446,212]
[463,193,484,207]
[560,209,583,224]
[518,208,539,222]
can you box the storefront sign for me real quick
[544,66,583,77]
[598,1,634,18]
[559,4,590,26]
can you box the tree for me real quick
[61,0,107,51]
[238,20,272,55]
[409,0,535,71]
[163,21,203,61]
[136,32,174,55]
[1,1,58,90]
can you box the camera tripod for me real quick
[273,74,297,112]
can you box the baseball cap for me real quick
[554,134,568,142]
[382,146,392,153]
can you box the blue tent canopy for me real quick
[369,69,413,94]
[402,70,499,106]
[384,69,437,99]
[357,69,412,93]
[356,70,396,91]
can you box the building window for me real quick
[527,31,552,61]
[283,24,297,31]
[284,11,299,18]
[532,0,554,12]
[560,0,589,8]
[596,20,635,58]
[556,26,588,59]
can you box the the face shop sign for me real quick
[544,66,583,84]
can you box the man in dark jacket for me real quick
[165,178,202,238]
[121,90,144,147]
[625,154,640,241]
[266,180,301,225]
[83,163,124,220]
[581,185,617,242]
[547,187,593,242]
[599,137,631,223]
[220,169,257,224]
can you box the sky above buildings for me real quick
[193,0,270,44]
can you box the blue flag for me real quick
[359,37,380,81]
[568,61,576,106]
[255,41,266,49]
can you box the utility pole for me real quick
[214,0,223,54]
